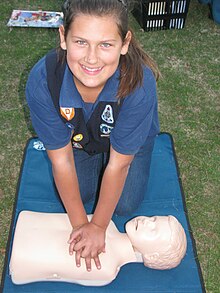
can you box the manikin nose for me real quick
[141,217,156,224]
[135,217,156,230]
[139,217,156,230]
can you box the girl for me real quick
[26,0,160,272]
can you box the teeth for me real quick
[82,65,102,72]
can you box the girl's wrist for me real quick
[72,220,88,230]
[91,220,107,231]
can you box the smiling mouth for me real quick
[81,64,103,73]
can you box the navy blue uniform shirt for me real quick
[26,55,160,155]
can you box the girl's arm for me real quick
[47,142,88,229]
[92,146,134,228]
[71,146,134,269]
[47,142,104,271]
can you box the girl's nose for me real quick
[84,46,98,64]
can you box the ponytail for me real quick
[118,28,160,99]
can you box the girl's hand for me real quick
[68,222,106,271]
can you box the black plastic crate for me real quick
[131,0,191,31]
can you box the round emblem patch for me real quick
[73,134,83,142]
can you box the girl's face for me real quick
[59,14,131,95]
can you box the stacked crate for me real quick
[132,0,191,31]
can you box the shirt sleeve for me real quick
[26,58,71,150]
[110,67,160,155]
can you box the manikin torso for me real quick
[9,211,137,286]
[9,211,187,286]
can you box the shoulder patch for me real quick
[60,107,75,121]
[101,105,114,124]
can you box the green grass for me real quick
[0,0,219,291]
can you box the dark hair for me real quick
[61,0,160,98]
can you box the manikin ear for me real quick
[143,252,159,265]
[59,25,67,50]
[120,30,132,55]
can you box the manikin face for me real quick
[59,14,131,95]
[126,216,172,255]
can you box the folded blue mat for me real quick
[1,133,205,292]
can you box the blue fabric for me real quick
[212,0,220,24]
[73,136,155,215]
[26,57,71,150]
[83,102,95,122]
[198,0,220,24]
[26,55,159,153]
[1,133,205,292]
[110,67,159,155]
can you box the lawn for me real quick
[0,0,219,292]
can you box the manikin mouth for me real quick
[135,220,138,231]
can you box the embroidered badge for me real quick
[73,134,83,142]
[100,123,113,135]
[101,105,114,124]
[60,107,75,121]
[72,142,83,149]
[33,141,45,151]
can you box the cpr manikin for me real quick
[9,211,187,286]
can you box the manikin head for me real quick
[126,216,187,270]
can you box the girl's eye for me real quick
[76,40,87,46]
[101,43,111,48]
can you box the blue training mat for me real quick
[1,133,205,293]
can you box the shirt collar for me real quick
[59,65,120,108]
